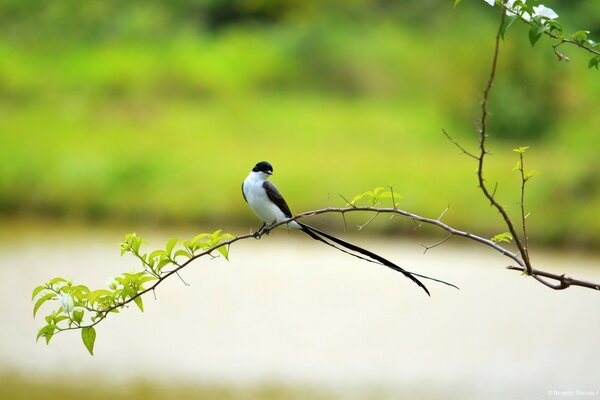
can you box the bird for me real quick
[241,161,457,296]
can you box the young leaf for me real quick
[87,289,113,305]
[217,245,229,260]
[81,326,96,356]
[72,309,84,325]
[513,146,529,153]
[491,232,513,243]
[32,285,46,300]
[36,324,57,344]
[33,293,57,318]
[166,238,178,256]
[133,296,144,312]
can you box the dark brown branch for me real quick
[507,265,600,291]
[475,11,533,275]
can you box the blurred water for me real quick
[1,225,599,399]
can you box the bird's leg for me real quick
[262,221,277,236]
[253,223,266,239]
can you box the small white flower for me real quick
[105,276,118,290]
[532,5,558,20]
[483,0,495,6]
[56,293,74,313]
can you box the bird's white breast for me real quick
[243,173,288,225]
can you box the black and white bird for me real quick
[242,161,457,295]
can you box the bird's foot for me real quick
[253,223,267,239]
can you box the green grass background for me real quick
[0,0,599,247]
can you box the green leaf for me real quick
[572,30,590,43]
[491,232,513,243]
[528,21,548,47]
[32,285,46,300]
[87,289,113,305]
[524,170,539,180]
[217,245,229,260]
[588,56,600,70]
[36,324,57,344]
[512,146,529,153]
[453,0,461,7]
[81,326,96,356]
[166,238,178,256]
[500,15,518,40]
[49,277,68,286]
[72,309,84,324]
[133,296,144,312]
[33,293,56,318]
[138,275,157,285]
[174,249,191,259]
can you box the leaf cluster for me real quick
[347,187,402,208]
[32,229,235,355]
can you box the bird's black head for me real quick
[252,161,273,175]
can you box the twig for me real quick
[422,233,453,254]
[517,152,531,262]
[357,212,379,230]
[442,129,479,160]
[437,205,450,221]
[474,10,533,275]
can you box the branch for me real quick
[475,11,533,275]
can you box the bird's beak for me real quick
[266,171,273,175]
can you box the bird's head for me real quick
[252,161,273,180]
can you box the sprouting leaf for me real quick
[49,277,68,286]
[174,249,191,259]
[133,296,144,312]
[513,146,530,154]
[73,310,84,325]
[87,289,113,305]
[81,326,96,356]
[512,160,522,171]
[453,0,461,8]
[572,30,590,43]
[166,238,178,256]
[589,56,600,70]
[137,275,157,285]
[525,170,539,180]
[217,245,229,260]
[36,324,57,344]
[491,232,513,243]
[32,285,46,300]
[33,293,56,318]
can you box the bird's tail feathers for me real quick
[297,222,459,295]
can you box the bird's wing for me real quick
[241,181,247,203]
[263,181,293,218]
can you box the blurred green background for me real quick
[1,0,599,246]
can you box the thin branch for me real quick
[507,265,600,291]
[357,212,379,230]
[475,10,533,275]
[518,152,531,262]
[442,129,479,160]
[54,204,600,335]
[422,233,453,254]
[437,205,450,221]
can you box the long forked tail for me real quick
[297,222,459,296]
